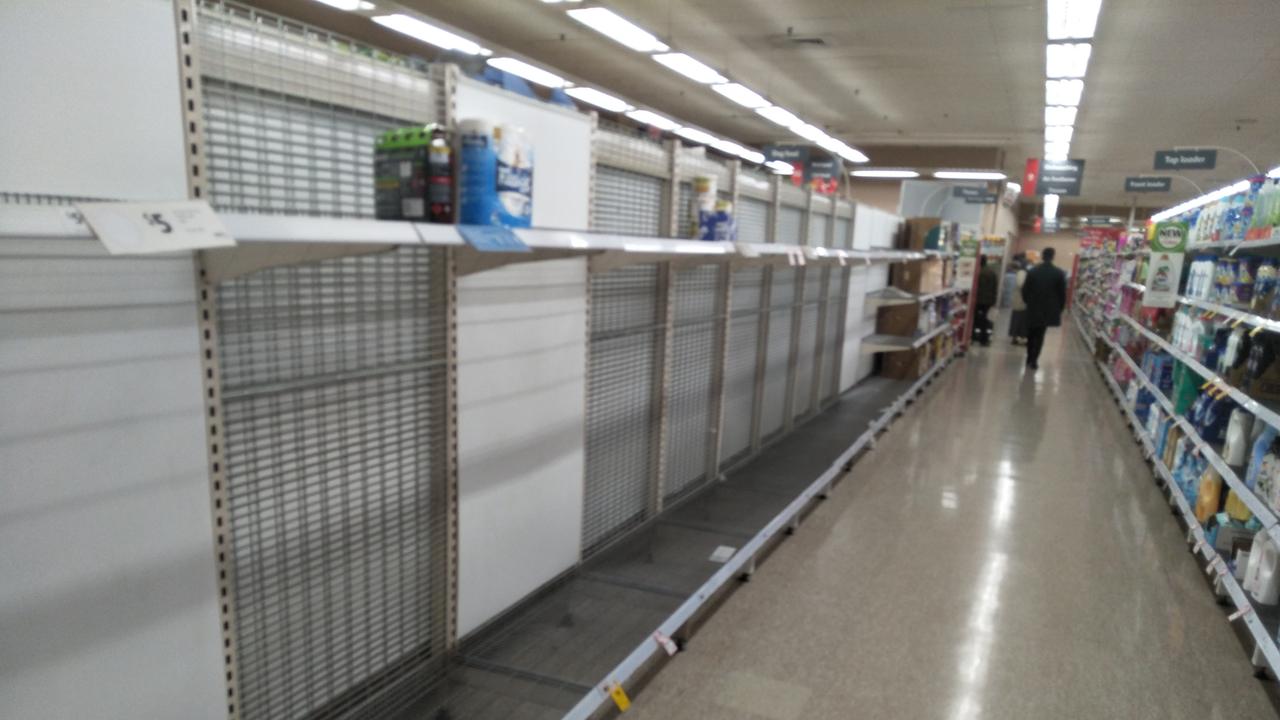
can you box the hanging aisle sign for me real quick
[1143,221,1188,308]
[1154,149,1217,170]
[1035,160,1085,196]
[1125,176,1172,192]
[952,186,998,204]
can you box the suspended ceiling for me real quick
[273,0,1280,210]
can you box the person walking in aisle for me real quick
[1021,247,1067,370]
[973,256,999,346]
[1008,254,1029,345]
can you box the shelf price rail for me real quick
[1082,324,1280,676]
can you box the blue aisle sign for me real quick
[458,224,531,253]
[1125,176,1171,192]
[953,186,997,204]
[1153,149,1216,170]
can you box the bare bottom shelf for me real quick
[398,374,924,719]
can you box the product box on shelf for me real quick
[877,303,921,338]
[892,258,946,294]
[881,346,931,381]
[375,124,454,222]
[902,217,944,251]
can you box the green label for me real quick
[1152,221,1188,252]
[959,238,980,258]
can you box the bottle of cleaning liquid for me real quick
[1224,408,1255,468]
[1252,535,1280,605]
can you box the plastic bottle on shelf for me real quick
[1252,536,1280,605]
[1254,259,1278,313]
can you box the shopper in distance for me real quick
[1007,253,1030,345]
[972,256,1000,347]
[1021,247,1067,370]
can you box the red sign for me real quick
[1023,158,1040,197]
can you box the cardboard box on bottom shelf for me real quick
[881,346,929,381]
[903,217,943,251]
[892,259,946,294]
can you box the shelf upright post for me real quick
[703,162,740,479]
[664,138,681,238]
[650,262,675,516]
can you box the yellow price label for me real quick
[1251,326,1265,337]
[1200,381,1212,390]
[1232,317,1245,328]
[608,683,631,712]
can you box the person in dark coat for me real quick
[973,256,999,346]
[1021,247,1068,370]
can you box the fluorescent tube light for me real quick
[372,14,489,55]
[541,0,582,3]
[1044,141,1070,161]
[712,139,746,156]
[1151,180,1251,222]
[711,83,770,109]
[1045,105,1078,126]
[1269,166,1280,179]
[852,169,919,179]
[1046,42,1092,78]
[738,149,766,164]
[1045,79,1084,106]
[651,52,726,84]
[934,170,1007,180]
[675,127,718,145]
[486,57,567,88]
[312,0,366,10]
[815,135,844,153]
[566,7,668,52]
[766,160,795,175]
[564,86,631,112]
[1043,194,1060,220]
[790,123,828,143]
[1045,126,1074,143]
[1047,0,1102,40]
[625,109,680,131]
[756,106,801,128]
[835,144,870,164]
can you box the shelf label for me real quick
[77,201,234,255]
[709,545,736,563]
[607,683,631,711]
[654,631,678,656]
[457,224,531,253]
[1228,605,1254,622]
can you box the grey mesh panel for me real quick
[737,196,769,244]
[777,206,803,245]
[583,265,661,555]
[677,181,695,238]
[760,268,796,437]
[793,300,819,420]
[819,269,845,403]
[730,266,763,313]
[664,267,720,501]
[721,313,759,464]
[592,165,664,236]
[216,247,449,720]
[835,217,853,249]
[808,213,830,247]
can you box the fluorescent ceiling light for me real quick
[486,57,567,88]
[1045,105,1078,126]
[1047,0,1102,40]
[853,169,919,179]
[1046,42,1092,78]
[564,86,631,112]
[791,123,828,143]
[835,144,870,164]
[567,7,668,52]
[934,170,1007,180]
[675,126,718,145]
[766,160,795,175]
[1269,166,1280,179]
[712,138,746,156]
[1044,141,1070,161]
[711,83,770,109]
[1045,79,1084,106]
[541,0,582,4]
[1151,180,1251,222]
[625,109,680,131]
[1043,194,1060,220]
[312,0,370,10]
[372,14,489,55]
[756,106,801,128]
[1045,126,1074,143]
[738,149,766,164]
[815,135,844,153]
[651,52,726,84]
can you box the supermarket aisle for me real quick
[630,319,1278,719]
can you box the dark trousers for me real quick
[1026,325,1047,367]
[973,304,992,344]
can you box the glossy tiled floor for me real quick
[629,319,1279,720]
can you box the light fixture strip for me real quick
[566,7,669,52]
[651,52,726,84]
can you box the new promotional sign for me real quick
[1125,176,1172,192]
[1143,221,1189,308]
[1035,159,1085,196]
[1154,149,1217,170]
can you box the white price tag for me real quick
[653,631,678,656]
[1228,605,1254,622]
[735,242,760,259]
[708,545,736,563]
[77,201,234,255]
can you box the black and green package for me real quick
[374,124,454,222]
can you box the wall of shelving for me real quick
[0,2,913,718]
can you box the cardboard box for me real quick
[881,346,928,380]
[903,217,943,250]
[892,259,946,294]
[876,303,920,338]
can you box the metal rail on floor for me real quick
[1076,315,1280,677]
[563,349,960,719]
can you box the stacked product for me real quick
[1188,175,1280,245]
